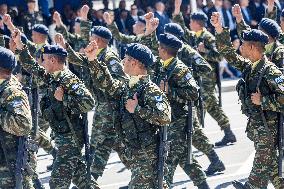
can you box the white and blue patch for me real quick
[110,60,117,65]
[155,95,163,102]
[156,102,164,111]
[71,83,79,90]
[12,100,22,108]
[112,65,118,72]
[275,75,284,84]
[185,72,192,80]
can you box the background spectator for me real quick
[154,1,170,38]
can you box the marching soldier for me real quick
[211,12,284,189]
[0,46,33,188]
[13,29,100,189]
[173,0,237,147]
[85,41,171,188]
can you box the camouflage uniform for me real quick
[147,31,225,175]
[173,13,234,146]
[216,28,284,189]
[65,42,129,180]
[18,46,100,189]
[87,57,171,188]
[0,75,34,188]
[236,19,284,68]
[154,57,209,187]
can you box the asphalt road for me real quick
[37,90,275,189]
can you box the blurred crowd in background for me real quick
[2,0,283,78]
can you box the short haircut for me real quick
[50,54,67,64]
[160,43,179,57]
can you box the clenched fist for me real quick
[210,12,223,33]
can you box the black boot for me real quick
[215,128,236,146]
[197,181,210,189]
[232,181,250,189]
[205,150,225,175]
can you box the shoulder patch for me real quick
[185,72,192,80]
[154,95,163,102]
[275,75,284,84]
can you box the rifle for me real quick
[278,113,284,177]
[197,77,205,128]
[215,63,222,107]
[15,136,26,189]
[187,101,193,164]
[82,113,92,186]
[158,76,169,189]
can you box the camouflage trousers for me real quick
[165,116,206,187]
[128,144,160,189]
[90,103,129,179]
[246,117,284,189]
[0,131,34,189]
[192,111,214,156]
[49,132,100,189]
[202,78,230,130]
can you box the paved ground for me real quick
[36,87,276,188]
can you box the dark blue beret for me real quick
[91,26,112,40]
[32,24,49,35]
[159,33,183,50]
[0,46,17,71]
[191,12,208,22]
[125,43,155,67]
[242,29,269,45]
[41,45,67,57]
[137,16,146,25]
[164,23,184,39]
[258,18,281,38]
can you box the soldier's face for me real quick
[240,41,252,58]
[190,20,201,32]
[42,54,55,73]
[158,44,167,61]
[123,55,136,75]
[32,31,40,43]
[27,2,35,11]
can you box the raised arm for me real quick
[232,4,251,39]
[211,12,251,72]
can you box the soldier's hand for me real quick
[145,18,159,36]
[12,29,24,50]
[197,42,206,53]
[54,87,64,101]
[267,0,275,13]
[54,33,66,49]
[159,80,169,94]
[53,11,63,26]
[232,4,243,23]
[81,5,90,21]
[144,12,154,32]
[103,12,114,25]
[210,12,223,33]
[251,89,261,106]
[125,93,139,113]
[85,41,98,61]
[174,0,182,15]
[3,14,15,30]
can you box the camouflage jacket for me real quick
[237,19,284,68]
[146,31,212,79]
[216,28,284,119]
[66,43,127,102]
[172,13,222,67]
[87,58,171,149]
[154,57,199,120]
[0,75,32,136]
[18,46,95,134]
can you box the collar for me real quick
[265,42,274,54]
[36,42,47,50]
[97,48,106,58]
[251,59,261,71]
[195,28,205,38]
[52,67,66,80]
[129,75,146,88]
[162,57,174,68]
[156,11,163,15]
